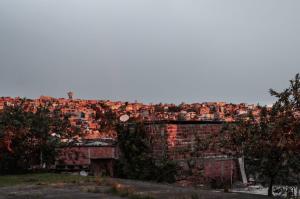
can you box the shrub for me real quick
[116,122,177,183]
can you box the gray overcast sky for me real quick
[0,0,299,104]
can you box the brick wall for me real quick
[145,122,240,185]
[56,146,117,166]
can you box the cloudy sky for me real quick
[0,0,299,104]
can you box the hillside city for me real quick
[0,92,262,140]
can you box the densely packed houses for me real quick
[0,94,261,140]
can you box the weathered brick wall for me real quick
[204,158,237,181]
[56,146,117,166]
[145,122,240,185]
[166,123,223,159]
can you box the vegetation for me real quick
[116,122,177,183]
[222,74,300,197]
[0,100,75,174]
[2,74,300,198]
[97,106,118,131]
[0,173,94,187]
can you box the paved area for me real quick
[114,178,269,199]
[0,179,270,199]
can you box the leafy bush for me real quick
[0,100,74,174]
[116,122,177,183]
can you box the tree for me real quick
[116,122,177,183]
[154,103,164,112]
[30,105,76,167]
[269,73,300,196]
[0,100,74,173]
[98,108,118,131]
[0,100,32,172]
[223,74,300,197]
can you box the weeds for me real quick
[0,173,94,187]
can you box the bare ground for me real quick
[0,178,270,199]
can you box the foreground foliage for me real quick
[223,74,300,197]
[116,122,177,183]
[0,100,75,174]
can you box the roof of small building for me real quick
[62,138,116,147]
[142,120,225,125]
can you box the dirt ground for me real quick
[0,178,270,199]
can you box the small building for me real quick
[55,139,118,177]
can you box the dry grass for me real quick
[0,173,95,187]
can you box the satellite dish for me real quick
[120,114,129,122]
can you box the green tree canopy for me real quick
[0,100,74,174]
[223,74,300,197]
